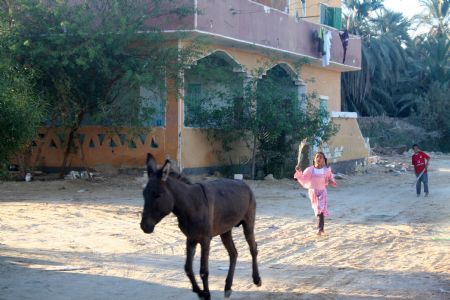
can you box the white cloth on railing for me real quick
[322,30,332,66]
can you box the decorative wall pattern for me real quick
[29,127,166,169]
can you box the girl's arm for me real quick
[294,166,313,188]
[329,179,337,187]
[327,168,337,187]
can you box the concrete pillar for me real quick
[295,78,307,110]
[164,75,182,168]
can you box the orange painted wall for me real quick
[164,77,181,163]
[28,126,167,169]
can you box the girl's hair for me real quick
[313,151,328,167]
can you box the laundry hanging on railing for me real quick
[316,27,325,55]
[339,29,349,64]
[313,27,333,67]
[322,30,332,67]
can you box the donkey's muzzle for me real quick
[140,221,155,234]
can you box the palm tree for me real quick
[342,1,414,116]
[412,0,449,36]
[343,0,384,37]
[410,0,450,150]
[342,0,450,150]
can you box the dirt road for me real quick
[1,154,449,299]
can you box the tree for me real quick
[342,1,415,117]
[413,0,449,85]
[0,63,43,176]
[1,0,199,177]
[342,0,450,151]
[413,0,449,36]
[0,5,44,176]
[343,0,384,36]
[411,0,450,150]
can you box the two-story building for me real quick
[30,0,369,174]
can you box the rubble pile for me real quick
[368,153,412,176]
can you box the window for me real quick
[320,4,342,29]
[319,95,329,111]
[184,83,202,127]
[140,86,166,127]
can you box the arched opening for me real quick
[256,64,300,177]
[184,51,247,127]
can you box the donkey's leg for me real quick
[243,221,262,287]
[220,230,238,298]
[185,239,202,297]
[199,238,211,300]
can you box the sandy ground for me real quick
[0,154,449,300]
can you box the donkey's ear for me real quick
[161,160,171,181]
[146,153,157,175]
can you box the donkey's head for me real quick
[140,153,175,234]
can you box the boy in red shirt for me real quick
[412,144,431,197]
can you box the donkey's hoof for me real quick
[254,276,262,287]
[198,291,211,300]
[224,289,232,298]
[194,289,204,299]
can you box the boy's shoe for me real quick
[417,194,420,197]
[424,193,429,197]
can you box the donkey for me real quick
[140,154,261,299]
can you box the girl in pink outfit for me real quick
[294,144,336,235]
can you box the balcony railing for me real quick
[145,0,361,70]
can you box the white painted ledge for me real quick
[331,111,358,118]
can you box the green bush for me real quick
[357,116,441,151]
[0,65,43,174]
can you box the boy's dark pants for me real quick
[317,213,324,231]
[416,172,429,195]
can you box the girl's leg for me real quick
[316,214,321,229]
[309,189,319,217]
[317,213,324,235]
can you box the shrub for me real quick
[0,65,43,176]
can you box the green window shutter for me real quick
[333,7,342,29]
[326,6,333,27]
[320,5,342,29]
[185,83,201,127]
[320,4,327,25]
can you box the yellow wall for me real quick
[300,65,341,112]
[323,117,369,163]
[181,118,369,170]
[181,129,252,169]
